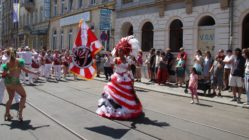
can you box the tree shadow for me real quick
[85,125,129,139]
[128,113,170,129]
[1,120,50,130]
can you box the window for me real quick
[61,0,65,14]
[122,0,133,4]
[34,10,38,24]
[52,30,57,50]
[60,30,64,50]
[53,0,57,16]
[30,12,33,25]
[68,29,73,50]
[90,0,96,5]
[169,19,183,52]
[78,0,83,8]
[40,8,43,22]
[68,0,73,11]
[141,22,154,51]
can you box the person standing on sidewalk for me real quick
[189,67,199,104]
[103,52,113,81]
[157,52,168,85]
[244,49,249,105]
[229,48,245,103]
[223,49,234,90]
[136,51,143,82]
[176,53,186,87]
[149,48,156,82]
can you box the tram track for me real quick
[30,84,249,140]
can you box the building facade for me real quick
[1,0,18,48]
[49,0,115,51]
[115,0,249,65]
[0,0,3,48]
[18,0,50,50]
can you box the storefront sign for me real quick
[100,9,112,30]
[60,12,90,27]
[198,26,215,55]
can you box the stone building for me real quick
[115,0,249,65]
[18,0,50,50]
[0,0,3,47]
[49,0,115,51]
[1,0,18,48]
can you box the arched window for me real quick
[68,29,73,50]
[198,16,216,54]
[52,30,57,50]
[141,22,154,51]
[198,16,215,26]
[60,30,64,50]
[169,19,183,52]
[242,14,249,49]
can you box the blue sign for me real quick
[44,0,50,18]
[100,9,112,30]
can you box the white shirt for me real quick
[155,55,160,67]
[2,54,9,64]
[223,55,234,69]
[245,59,249,74]
[18,51,33,64]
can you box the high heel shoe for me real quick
[4,114,13,121]
[17,113,23,122]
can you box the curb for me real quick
[94,77,249,109]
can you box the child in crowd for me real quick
[189,67,199,104]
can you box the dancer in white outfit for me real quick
[18,46,35,84]
[53,50,62,81]
[44,50,53,81]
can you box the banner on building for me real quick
[198,26,215,55]
[13,0,19,23]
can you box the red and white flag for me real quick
[69,20,103,80]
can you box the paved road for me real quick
[0,78,249,140]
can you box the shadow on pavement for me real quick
[196,103,213,107]
[129,113,170,129]
[85,125,129,139]
[1,120,50,130]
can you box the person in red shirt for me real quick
[53,50,62,81]
[62,50,72,80]
[44,50,53,81]
[31,53,40,82]
[176,48,187,61]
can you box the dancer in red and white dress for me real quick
[96,36,142,120]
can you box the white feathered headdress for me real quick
[111,35,140,57]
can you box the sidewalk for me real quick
[95,75,249,109]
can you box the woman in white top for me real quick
[223,49,234,90]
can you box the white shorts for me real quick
[229,75,244,88]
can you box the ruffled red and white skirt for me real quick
[96,72,143,120]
